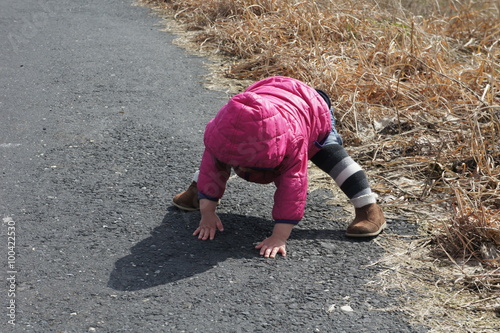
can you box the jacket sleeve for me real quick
[272,139,309,223]
[197,149,231,200]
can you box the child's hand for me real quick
[255,223,294,258]
[193,199,223,240]
[193,212,224,240]
[255,236,287,258]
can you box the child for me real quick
[172,76,386,258]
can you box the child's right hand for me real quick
[193,212,224,240]
[193,199,223,240]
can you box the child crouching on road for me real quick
[172,76,386,258]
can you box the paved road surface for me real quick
[0,0,427,332]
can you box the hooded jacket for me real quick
[197,76,332,223]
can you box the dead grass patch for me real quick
[369,235,500,332]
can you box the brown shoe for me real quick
[346,203,386,237]
[172,181,199,211]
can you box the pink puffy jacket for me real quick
[198,76,332,222]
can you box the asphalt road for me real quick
[1,0,428,332]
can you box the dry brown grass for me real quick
[369,235,500,332]
[140,0,499,329]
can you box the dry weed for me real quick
[369,235,500,332]
[433,188,500,267]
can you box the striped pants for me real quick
[311,144,376,208]
[311,104,376,209]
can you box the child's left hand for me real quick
[255,236,287,258]
[255,223,294,258]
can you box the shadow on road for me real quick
[108,208,269,291]
[108,207,371,291]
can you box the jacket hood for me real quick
[204,91,288,169]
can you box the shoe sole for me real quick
[345,222,387,238]
[171,201,199,212]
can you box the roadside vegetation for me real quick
[140,0,499,330]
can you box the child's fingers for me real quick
[194,227,207,239]
[258,245,268,257]
[269,247,283,258]
[216,221,224,232]
[202,228,213,240]
[262,246,276,258]
[198,228,204,238]
[209,228,216,240]
[262,246,286,258]
[193,226,219,240]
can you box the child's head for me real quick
[204,92,288,169]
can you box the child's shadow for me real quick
[107,205,365,291]
[108,208,274,291]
